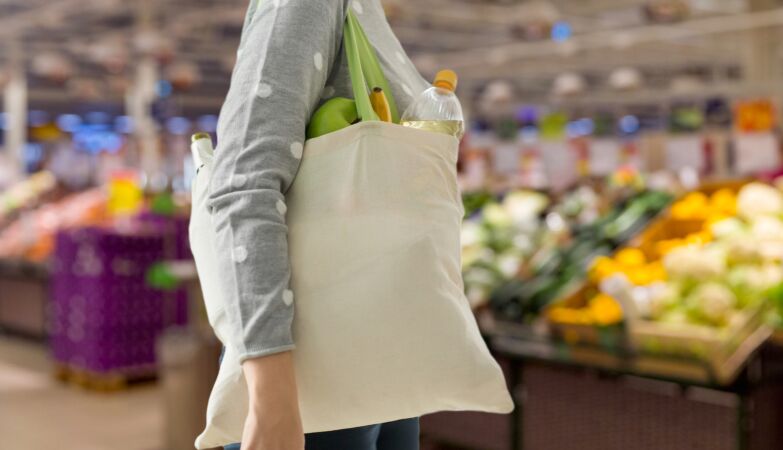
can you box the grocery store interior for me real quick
[3,0,783,449]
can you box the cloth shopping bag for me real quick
[189,11,513,449]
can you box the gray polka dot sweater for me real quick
[208,0,429,362]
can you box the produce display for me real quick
[460,182,672,320]
[490,190,671,323]
[0,189,108,262]
[0,171,58,223]
[461,191,495,219]
[461,190,551,308]
[546,182,783,362]
[0,171,190,264]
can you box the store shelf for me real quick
[0,258,50,340]
[0,258,49,280]
[480,311,771,387]
[770,329,783,348]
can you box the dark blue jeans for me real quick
[224,417,420,450]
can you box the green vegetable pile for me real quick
[460,185,672,323]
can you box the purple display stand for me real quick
[137,212,193,261]
[50,217,190,375]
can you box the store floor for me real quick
[0,336,163,450]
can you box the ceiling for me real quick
[0,0,782,113]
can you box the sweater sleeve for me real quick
[208,0,347,363]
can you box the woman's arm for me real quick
[240,352,303,450]
[207,1,348,447]
[209,0,346,360]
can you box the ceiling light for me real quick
[609,67,643,91]
[32,52,75,84]
[553,72,586,96]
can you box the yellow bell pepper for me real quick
[615,248,646,267]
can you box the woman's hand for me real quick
[241,351,305,450]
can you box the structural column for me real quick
[126,0,162,184]
[126,57,160,181]
[3,39,27,181]
[743,0,782,82]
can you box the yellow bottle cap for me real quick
[433,69,458,91]
[192,132,211,143]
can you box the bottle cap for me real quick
[433,70,458,91]
[192,132,211,143]
[192,133,214,167]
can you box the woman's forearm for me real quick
[243,351,299,402]
[241,352,305,450]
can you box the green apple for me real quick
[306,97,359,139]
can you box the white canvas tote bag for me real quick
[189,12,513,449]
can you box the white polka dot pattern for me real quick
[283,289,294,306]
[256,83,273,98]
[232,174,247,189]
[276,199,287,215]
[314,52,324,71]
[352,1,363,14]
[233,246,248,263]
[290,142,304,159]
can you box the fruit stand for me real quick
[482,317,782,450]
[421,177,783,450]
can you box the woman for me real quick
[208,0,429,448]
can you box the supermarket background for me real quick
[3,0,783,449]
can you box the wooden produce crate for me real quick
[631,216,704,260]
[771,328,783,347]
[53,362,157,392]
[546,285,627,352]
[697,178,752,195]
[630,178,750,260]
[545,180,760,368]
[627,305,771,384]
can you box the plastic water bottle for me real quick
[191,132,214,172]
[401,70,465,139]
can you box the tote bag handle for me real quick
[344,11,400,124]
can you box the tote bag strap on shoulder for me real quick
[343,11,400,124]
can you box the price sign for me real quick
[733,132,780,175]
[541,140,577,191]
[492,142,520,176]
[665,134,705,172]
[589,138,621,175]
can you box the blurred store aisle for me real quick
[0,337,163,450]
